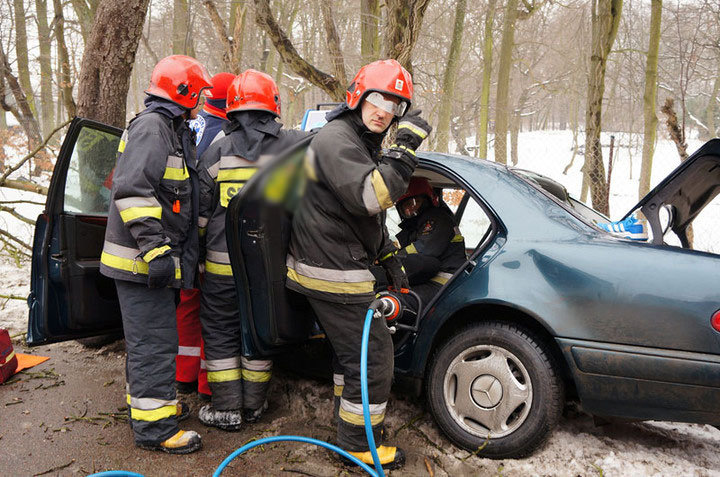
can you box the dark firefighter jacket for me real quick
[198,112,308,277]
[287,109,418,304]
[396,205,466,285]
[100,96,199,288]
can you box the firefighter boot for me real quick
[137,430,202,454]
[198,404,243,431]
[242,400,268,424]
[343,445,406,470]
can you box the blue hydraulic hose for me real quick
[360,307,384,477]
[212,307,384,477]
[91,306,384,477]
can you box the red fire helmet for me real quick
[145,55,213,109]
[345,59,413,116]
[226,69,281,116]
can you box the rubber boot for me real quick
[198,405,243,431]
[137,430,202,454]
[343,445,406,470]
[242,400,268,424]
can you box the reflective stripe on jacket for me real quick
[287,111,417,304]
[100,97,199,288]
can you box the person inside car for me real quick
[99,55,212,454]
[286,59,432,470]
[389,177,466,307]
[196,69,308,431]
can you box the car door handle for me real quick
[50,252,66,263]
[246,229,264,239]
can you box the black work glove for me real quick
[147,253,175,289]
[381,255,409,291]
[395,109,432,152]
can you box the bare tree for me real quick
[76,0,151,127]
[638,0,662,198]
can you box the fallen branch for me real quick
[0,199,46,206]
[33,459,75,476]
[0,228,32,250]
[0,118,71,187]
[1,178,48,195]
[0,294,26,300]
[424,456,435,477]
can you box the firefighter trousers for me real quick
[307,297,394,452]
[116,280,180,446]
[199,274,272,411]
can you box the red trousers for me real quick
[175,288,210,395]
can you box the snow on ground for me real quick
[1,130,719,476]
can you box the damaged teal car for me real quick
[29,118,720,457]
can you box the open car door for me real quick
[626,138,720,247]
[27,118,122,345]
[226,135,316,357]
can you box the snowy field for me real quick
[1,130,719,476]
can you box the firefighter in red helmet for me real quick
[100,55,212,453]
[197,69,308,431]
[286,59,432,469]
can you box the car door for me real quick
[226,135,315,357]
[27,117,122,345]
[626,138,720,247]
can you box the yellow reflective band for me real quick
[130,404,177,422]
[219,182,244,207]
[199,227,207,237]
[304,156,317,182]
[143,245,171,263]
[431,275,450,285]
[126,394,131,404]
[217,167,257,182]
[405,243,418,254]
[175,267,182,280]
[118,140,126,153]
[119,206,162,223]
[398,122,428,139]
[451,234,464,243]
[207,368,242,383]
[334,385,344,397]
[339,408,385,426]
[205,260,233,276]
[242,369,271,383]
[379,251,394,261]
[370,170,393,211]
[101,251,149,275]
[390,144,416,157]
[163,167,190,181]
[287,268,374,295]
[3,350,15,364]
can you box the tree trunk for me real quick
[434,0,466,154]
[0,45,42,145]
[383,0,432,73]
[638,0,661,199]
[13,0,35,116]
[253,0,344,101]
[205,0,241,73]
[703,58,720,140]
[510,89,529,166]
[54,0,77,119]
[70,0,99,41]
[320,0,347,85]
[173,0,193,55]
[582,0,622,216]
[35,0,55,136]
[493,0,519,164]
[361,0,380,64]
[76,0,150,127]
[477,0,497,160]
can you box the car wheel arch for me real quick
[420,303,576,398]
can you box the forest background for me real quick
[0,0,717,257]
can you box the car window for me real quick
[663,195,720,254]
[64,126,120,215]
[385,185,491,252]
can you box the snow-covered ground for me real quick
[1,130,719,476]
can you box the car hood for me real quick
[626,139,720,245]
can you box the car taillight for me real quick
[713,310,720,332]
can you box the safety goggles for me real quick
[365,92,408,117]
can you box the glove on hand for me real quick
[395,110,432,152]
[147,253,176,289]
[381,254,409,291]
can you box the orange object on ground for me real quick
[14,353,50,374]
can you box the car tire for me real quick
[426,321,564,458]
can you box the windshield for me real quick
[511,169,609,230]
